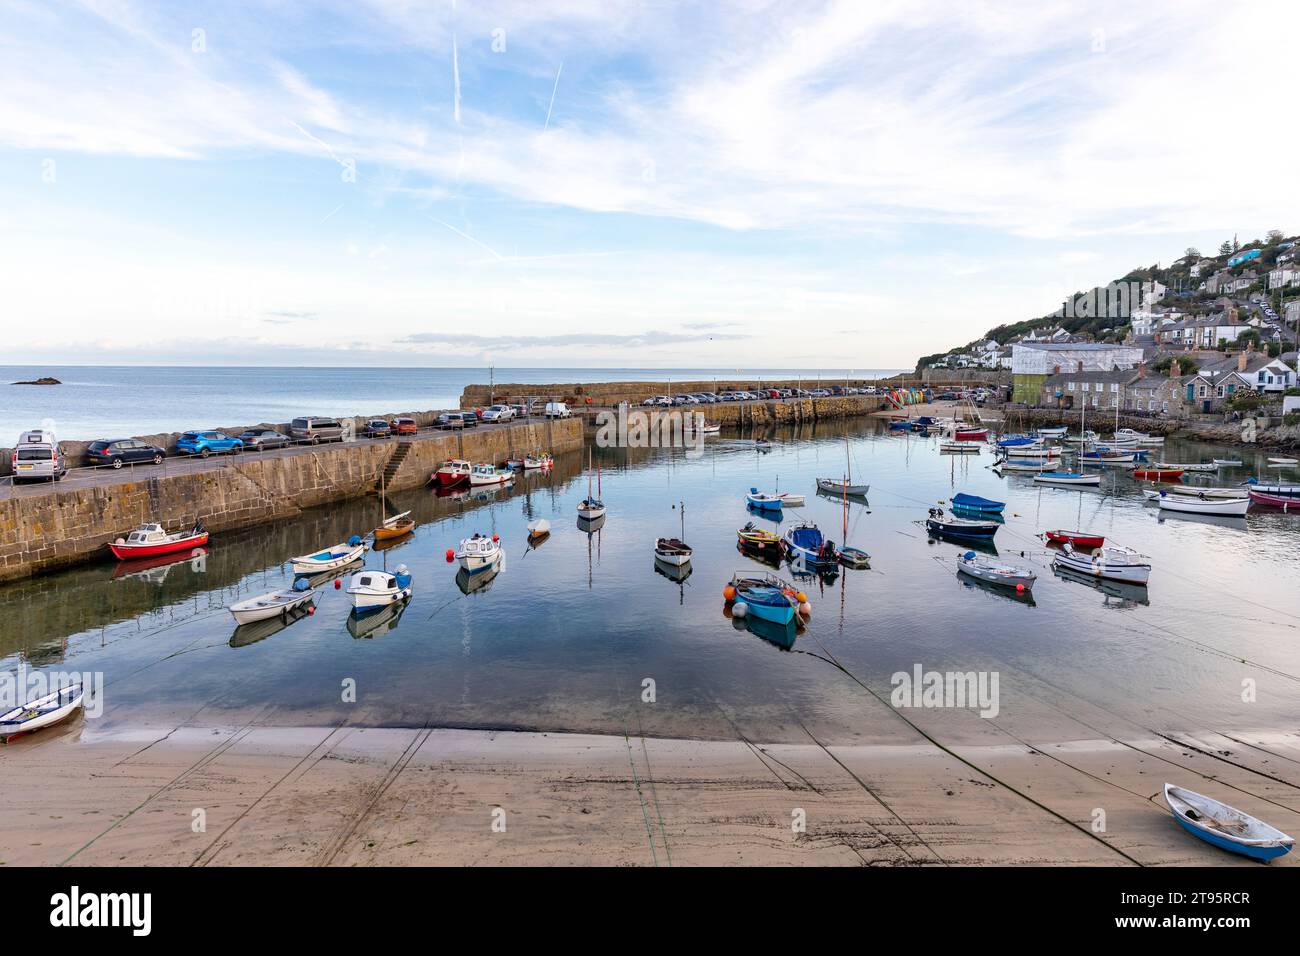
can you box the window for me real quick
[1217,386,1224,397]
[1162,401,1168,413]
[1148,400,1156,411]
[1198,385,1207,398]
[1110,382,1118,392]
[1068,382,1075,392]
[1082,382,1090,392]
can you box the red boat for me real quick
[1043,529,1105,549]
[433,458,471,487]
[1133,468,1183,481]
[954,428,989,441]
[1248,489,1300,512]
[108,522,209,560]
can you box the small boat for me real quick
[505,457,525,470]
[1156,490,1250,516]
[838,546,871,568]
[746,488,784,512]
[347,565,413,611]
[108,521,209,561]
[1152,461,1218,473]
[0,683,84,738]
[775,492,806,507]
[783,522,838,571]
[699,422,722,435]
[816,477,870,496]
[887,420,912,432]
[1043,529,1104,548]
[1269,457,1299,465]
[527,518,551,539]
[229,579,316,625]
[1213,458,1243,467]
[433,458,472,487]
[957,551,1036,590]
[577,449,606,519]
[1003,445,1061,458]
[1081,451,1136,465]
[1132,468,1184,481]
[1249,489,1300,512]
[1141,487,1247,501]
[523,452,553,469]
[469,463,514,486]
[1036,426,1068,438]
[457,534,502,575]
[1163,784,1293,861]
[654,502,693,567]
[1115,428,1164,446]
[997,434,1041,448]
[374,511,415,540]
[1052,542,1149,584]
[950,492,1005,514]
[1064,430,1100,444]
[727,571,804,626]
[1244,479,1300,497]
[291,536,368,574]
[939,442,981,454]
[995,458,1056,472]
[954,427,988,441]
[925,508,999,541]
[737,522,784,558]
[1033,471,1100,487]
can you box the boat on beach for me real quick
[347,565,413,611]
[291,536,368,574]
[433,459,472,487]
[229,579,317,625]
[108,522,209,561]
[957,551,1036,590]
[1052,542,1150,584]
[0,683,84,738]
[1164,784,1293,861]
[1033,471,1100,487]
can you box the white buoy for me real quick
[732,601,749,618]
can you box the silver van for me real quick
[12,429,67,483]
[289,416,346,444]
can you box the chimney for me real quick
[1076,360,1084,373]
[1138,361,1147,379]
[1169,358,1181,379]
[1238,350,1248,373]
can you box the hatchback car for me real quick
[391,417,418,435]
[177,431,243,458]
[362,419,393,438]
[238,429,290,449]
[437,413,466,429]
[87,439,166,469]
[480,405,514,423]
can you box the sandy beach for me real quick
[4,716,1297,866]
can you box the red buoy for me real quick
[334,579,341,590]
[445,548,455,562]
[492,534,499,542]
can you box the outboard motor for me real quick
[348,534,362,547]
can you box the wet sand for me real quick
[3,718,1297,866]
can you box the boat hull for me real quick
[1033,473,1100,486]
[1044,530,1104,548]
[1052,551,1149,584]
[0,684,84,738]
[291,544,368,574]
[816,478,870,495]
[229,589,316,625]
[1157,494,1250,516]
[1249,489,1300,511]
[957,558,1035,590]
[109,531,209,561]
[926,519,998,540]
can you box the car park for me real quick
[87,438,166,469]
[177,431,243,458]
[289,416,346,444]
[11,429,67,483]
[391,417,418,435]
[238,429,290,449]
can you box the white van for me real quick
[544,402,572,419]
[12,429,67,483]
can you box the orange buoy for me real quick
[795,592,808,604]
[723,585,737,602]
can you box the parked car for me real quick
[437,413,466,429]
[87,438,166,469]
[289,416,346,444]
[480,404,515,423]
[11,429,66,483]
[461,411,480,428]
[363,419,393,438]
[238,429,290,450]
[544,402,572,419]
[177,431,243,458]
[391,417,418,435]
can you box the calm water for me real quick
[0,366,905,440]
[4,421,1300,746]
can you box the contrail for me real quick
[544,61,563,130]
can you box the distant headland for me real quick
[12,377,61,385]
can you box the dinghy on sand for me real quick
[1,683,84,738]
[1164,783,1293,861]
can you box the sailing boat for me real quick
[836,474,871,568]
[816,433,869,496]
[577,448,606,519]
[373,472,414,541]
[654,501,693,567]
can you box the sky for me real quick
[2,0,1298,369]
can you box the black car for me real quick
[86,439,166,469]
[238,429,290,449]
[461,411,480,428]
[363,419,393,438]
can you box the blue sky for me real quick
[2,0,1297,368]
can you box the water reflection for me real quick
[230,603,314,648]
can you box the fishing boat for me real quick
[957,551,1036,590]
[1269,457,1299,465]
[746,488,784,512]
[1033,471,1100,487]
[1043,529,1104,548]
[1152,461,1218,473]
[1141,487,1247,501]
[995,458,1056,472]
[655,502,693,567]
[523,452,553,469]
[433,458,472,487]
[229,579,317,625]
[577,449,606,519]
[1132,468,1184,481]
[1212,458,1243,467]
[925,508,999,541]
[954,427,988,441]
[0,683,84,739]
[939,441,981,454]
[950,493,1005,514]
[1052,542,1150,584]
[469,463,514,487]
[291,536,368,574]
[108,521,209,561]
[347,565,414,611]
[737,522,784,558]
[527,518,551,539]
[726,571,805,626]
[783,523,838,571]
[1155,490,1250,516]
[1248,489,1300,512]
[456,533,503,575]
[1163,784,1293,861]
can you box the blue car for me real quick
[176,430,243,458]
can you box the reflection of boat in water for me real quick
[1052,564,1150,606]
[456,563,502,595]
[732,611,797,650]
[297,558,364,588]
[577,513,606,535]
[1155,509,1249,531]
[957,571,1036,606]
[653,560,692,584]
[111,547,208,583]
[229,603,313,648]
[347,599,409,639]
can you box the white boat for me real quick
[1141,487,1247,501]
[1212,458,1243,467]
[1036,426,1068,438]
[1156,490,1250,516]
[957,551,1036,590]
[577,449,606,519]
[775,492,806,507]
[347,565,413,611]
[939,442,980,454]
[1153,461,1218,473]
[1065,430,1100,444]
[527,518,551,539]
[816,477,871,494]
[746,489,784,511]
[457,534,503,575]
[699,422,721,435]
[1004,445,1061,458]
[291,537,368,574]
[523,453,553,469]
[229,581,317,625]
[1164,784,1294,861]
[469,463,514,486]
[1033,471,1100,486]
[996,458,1056,472]
[1115,428,1164,445]
[1052,542,1150,585]
[654,501,693,567]
[1268,457,1298,465]
[0,682,84,738]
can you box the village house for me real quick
[1269,264,1300,289]
[1199,350,1296,393]
[1010,341,1144,403]
[1039,369,1137,410]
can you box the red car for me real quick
[391,417,418,435]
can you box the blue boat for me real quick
[950,492,1005,514]
[730,573,797,625]
[925,507,999,541]
[1164,784,1293,861]
[745,488,784,511]
[887,421,912,431]
[997,435,1040,448]
[782,522,838,571]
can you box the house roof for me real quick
[1013,342,1135,352]
[1042,369,1139,386]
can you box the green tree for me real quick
[1267,229,1285,245]
[1185,247,1201,259]
[1219,240,1233,256]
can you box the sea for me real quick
[0,366,907,441]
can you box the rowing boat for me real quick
[1164,784,1293,861]
[950,492,1005,514]
[1248,489,1300,511]
[746,488,784,511]
[1052,542,1150,584]
[0,683,84,738]
[957,551,1036,590]
[1132,468,1184,481]
[1033,471,1100,487]
[1043,529,1104,548]
[1156,490,1250,516]
[291,536,368,574]
[229,580,317,625]
[1152,461,1218,473]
